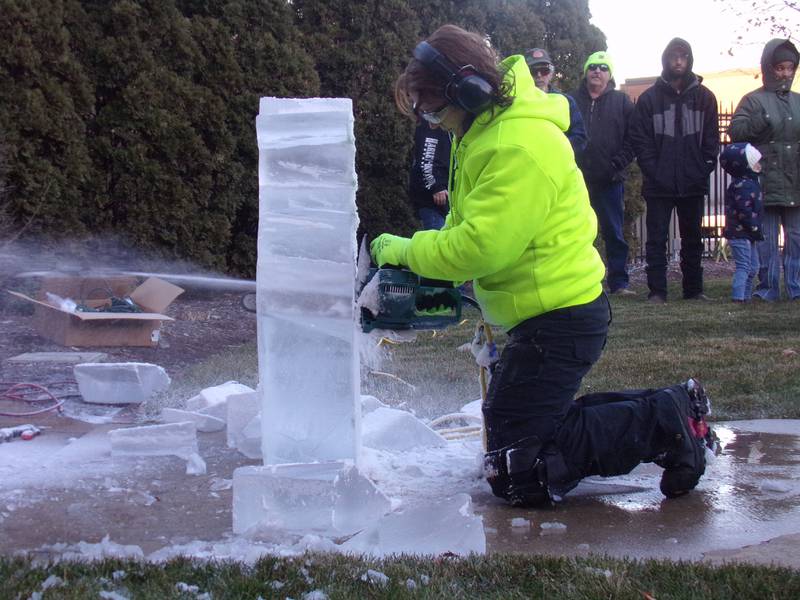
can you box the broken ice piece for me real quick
[109,422,198,460]
[186,452,207,476]
[361,407,447,451]
[539,521,567,534]
[342,493,485,557]
[161,408,225,433]
[186,381,255,421]
[74,362,170,405]
[226,391,259,449]
[510,517,530,528]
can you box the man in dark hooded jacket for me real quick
[630,38,719,303]
[730,39,800,301]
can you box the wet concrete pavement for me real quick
[1,412,799,568]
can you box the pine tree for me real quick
[0,0,96,236]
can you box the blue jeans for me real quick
[728,238,759,301]
[754,207,800,301]
[587,181,629,292]
[417,207,446,230]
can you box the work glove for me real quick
[370,234,411,267]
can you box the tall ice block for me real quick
[256,97,360,465]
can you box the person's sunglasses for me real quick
[413,101,451,125]
[587,63,609,72]
[531,66,553,77]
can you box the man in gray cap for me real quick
[525,48,587,155]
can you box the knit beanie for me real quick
[772,44,799,66]
[583,51,614,79]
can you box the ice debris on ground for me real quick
[362,407,447,451]
[108,421,205,476]
[342,493,484,557]
[361,569,389,586]
[74,362,170,405]
[540,521,567,534]
[760,479,793,493]
[226,390,259,452]
[511,517,531,528]
[232,462,390,535]
[302,590,328,600]
[98,592,129,600]
[161,408,225,433]
[21,535,144,563]
[186,381,255,422]
[41,575,64,590]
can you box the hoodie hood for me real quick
[760,38,799,93]
[462,55,570,145]
[661,37,694,82]
[720,142,761,178]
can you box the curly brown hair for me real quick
[394,24,514,120]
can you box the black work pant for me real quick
[483,294,687,487]
[644,194,704,299]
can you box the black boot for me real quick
[484,437,551,507]
[658,379,714,498]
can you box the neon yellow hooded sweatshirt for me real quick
[406,55,605,331]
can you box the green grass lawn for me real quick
[3,552,799,599]
[364,277,800,422]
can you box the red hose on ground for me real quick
[0,380,77,417]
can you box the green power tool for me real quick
[359,266,462,333]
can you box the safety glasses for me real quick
[531,66,553,77]
[587,64,609,72]
[413,101,451,125]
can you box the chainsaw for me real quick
[358,266,463,333]
[356,237,466,333]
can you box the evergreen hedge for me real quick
[0,0,606,276]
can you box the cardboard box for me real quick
[8,276,184,347]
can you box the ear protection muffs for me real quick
[412,41,493,114]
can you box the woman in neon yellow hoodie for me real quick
[372,25,714,505]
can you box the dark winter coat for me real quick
[629,38,719,198]
[573,81,635,185]
[548,89,587,156]
[729,39,800,208]
[720,143,764,241]
[408,122,451,215]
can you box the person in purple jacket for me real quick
[720,143,764,303]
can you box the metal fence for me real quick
[629,108,735,263]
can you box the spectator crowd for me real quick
[406,36,800,304]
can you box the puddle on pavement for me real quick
[474,427,800,561]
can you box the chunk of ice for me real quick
[360,395,388,415]
[161,408,225,433]
[342,494,485,557]
[109,422,198,460]
[233,462,344,533]
[237,414,262,459]
[74,362,170,405]
[186,381,255,421]
[332,465,391,533]
[226,391,259,449]
[362,407,447,451]
[232,462,387,535]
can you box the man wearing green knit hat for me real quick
[572,50,636,295]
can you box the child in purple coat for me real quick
[721,143,765,302]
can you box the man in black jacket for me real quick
[574,51,636,295]
[408,119,451,230]
[630,38,719,303]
